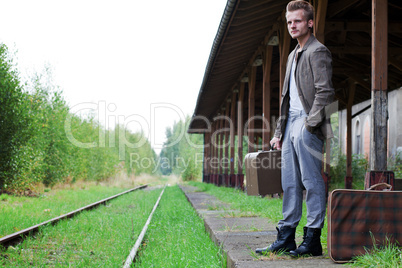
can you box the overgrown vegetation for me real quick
[0,182,226,267]
[388,153,402,179]
[0,180,136,237]
[133,185,227,267]
[159,117,204,181]
[0,186,162,267]
[328,112,401,189]
[330,153,369,190]
[350,235,402,268]
[0,43,156,194]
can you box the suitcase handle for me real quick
[368,182,392,191]
[269,143,281,152]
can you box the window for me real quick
[355,120,361,155]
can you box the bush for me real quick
[179,131,203,181]
[330,153,369,190]
[388,152,402,179]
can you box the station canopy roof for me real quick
[188,0,402,133]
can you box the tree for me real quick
[159,116,204,181]
[0,44,32,191]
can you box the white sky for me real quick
[0,0,227,154]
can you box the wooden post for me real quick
[224,100,231,179]
[314,0,330,189]
[219,112,224,180]
[262,46,273,151]
[326,139,331,175]
[279,18,291,99]
[207,131,212,182]
[221,99,231,186]
[237,83,246,189]
[346,81,356,188]
[313,0,328,43]
[248,66,257,153]
[211,120,217,183]
[230,91,237,175]
[203,133,209,182]
[371,0,388,171]
[237,83,245,174]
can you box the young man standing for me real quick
[256,0,334,257]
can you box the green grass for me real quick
[0,184,140,237]
[349,236,402,268]
[0,187,162,267]
[133,185,226,267]
[187,181,328,253]
[1,184,227,267]
[188,182,402,266]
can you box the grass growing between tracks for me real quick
[1,187,162,267]
[133,185,227,268]
[0,182,140,238]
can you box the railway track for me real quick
[0,184,169,267]
[123,185,166,267]
[0,184,148,248]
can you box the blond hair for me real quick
[286,0,314,21]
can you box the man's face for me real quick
[286,9,313,40]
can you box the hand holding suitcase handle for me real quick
[270,143,276,151]
[368,182,392,191]
[270,137,282,150]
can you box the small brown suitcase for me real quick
[327,183,402,263]
[244,150,282,196]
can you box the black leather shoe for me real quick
[289,227,322,257]
[255,226,296,254]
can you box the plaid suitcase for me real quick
[327,183,402,263]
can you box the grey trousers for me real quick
[278,110,326,229]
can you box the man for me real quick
[255,0,335,257]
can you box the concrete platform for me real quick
[179,185,344,268]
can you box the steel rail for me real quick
[0,184,148,247]
[123,185,166,268]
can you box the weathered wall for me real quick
[338,87,402,160]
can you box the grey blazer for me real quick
[274,35,335,140]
